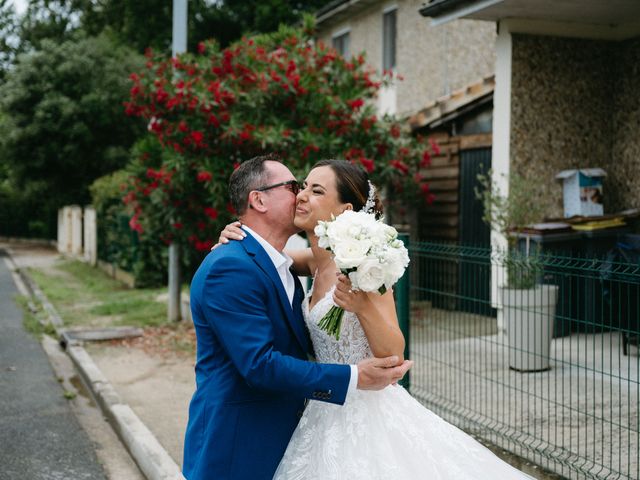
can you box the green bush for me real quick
[90,169,167,287]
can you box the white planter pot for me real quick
[501,284,559,372]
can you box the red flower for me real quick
[390,125,401,138]
[348,99,364,110]
[430,138,441,155]
[191,130,204,145]
[421,150,431,167]
[360,157,375,173]
[173,222,183,230]
[197,171,212,182]
[390,159,409,175]
[204,207,218,220]
[197,42,206,54]
[194,239,214,251]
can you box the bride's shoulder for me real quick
[287,247,315,276]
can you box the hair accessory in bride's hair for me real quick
[360,180,376,214]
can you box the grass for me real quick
[15,294,57,338]
[28,259,170,329]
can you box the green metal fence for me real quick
[401,240,639,480]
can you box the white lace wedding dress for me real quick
[273,286,534,480]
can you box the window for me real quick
[332,31,350,58]
[383,8,397,71]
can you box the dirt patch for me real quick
[86,339,196,465]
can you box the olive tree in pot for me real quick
[475,171,559,372]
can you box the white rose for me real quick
[382,246,410,287]
[333,238,371,269]
[353,258,386,292]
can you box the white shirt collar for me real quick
[242,225,293,271]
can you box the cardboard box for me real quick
[555,168,606,218]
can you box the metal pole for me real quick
[168,0,188,321]
[172,0,188,57]
[396,232,411,389]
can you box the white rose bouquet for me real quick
[314,209,410,340]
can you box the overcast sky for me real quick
[13,0,27,15]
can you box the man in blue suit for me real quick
[183,155,412,480]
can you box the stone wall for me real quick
[510,34,615,218]
[611,37,640,212]
[316,0,495,118]
[511,34,640,216]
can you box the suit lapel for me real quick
[242,233,309,353]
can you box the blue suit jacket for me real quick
[183,232,351,480]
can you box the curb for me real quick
[2,246,185,480]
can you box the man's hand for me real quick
[356,356,413,390]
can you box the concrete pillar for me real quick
[57,209,66,253]
[70,205,83,257]
[83,206,97,266]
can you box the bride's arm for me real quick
[333,275,405,363]
[214,221,315,276]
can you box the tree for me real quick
[17,0,78,52]
[0,33,145,237]
[122,19,435,254]
[0,0,17,81]
[76,0,330,53]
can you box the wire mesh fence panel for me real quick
[405,241,639,480]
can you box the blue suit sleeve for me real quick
[202,256,350,405]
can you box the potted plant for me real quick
[475,170,559,372]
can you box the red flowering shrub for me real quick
[123,19,435,252]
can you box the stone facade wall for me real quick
[510,34,614,218]
[611,37,640,212]
[316,0,496,117]
[511,34,640,217]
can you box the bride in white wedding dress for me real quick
[220,159,533,480]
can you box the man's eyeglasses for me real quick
[255,179,300,195]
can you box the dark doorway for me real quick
[458,147,493,316]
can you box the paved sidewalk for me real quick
[4,241,191,479]
[0,251,107,480]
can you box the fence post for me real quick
[396,232,410,390]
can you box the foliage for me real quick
[90,169,166,287]
[0,33,145,237]
[76,0,330,53]
[475,169,550,288]
[0,0,17,81]
[16,0,78,52]
[123,19,436,253]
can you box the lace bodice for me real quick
[303,286,373,364]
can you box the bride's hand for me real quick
[210,221,246,251]
[333,274,370,314]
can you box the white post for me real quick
[168,0,188,321]
[57,208,65,253]
[491,20,513,333]
[70,206,83,257]
[84,206,97,266]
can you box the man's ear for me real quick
[248,191,268,213]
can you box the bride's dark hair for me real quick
[311,160,383,219]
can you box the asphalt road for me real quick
[0,252,107,480]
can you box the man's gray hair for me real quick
[228,154,279,216]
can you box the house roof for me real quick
[316,0,381,28]
[420,0,640,33]
[408,75,494,131]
